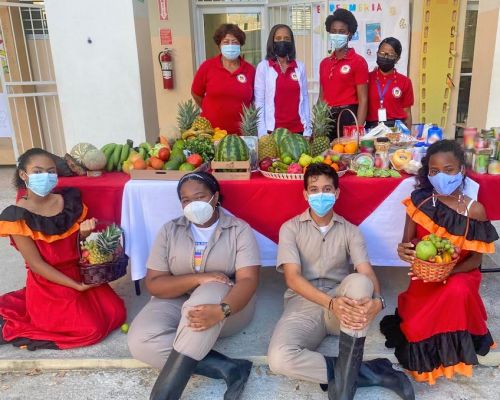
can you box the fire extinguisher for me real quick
[159,48,173,90]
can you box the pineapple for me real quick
[177,100,200,133]
[191,116,212,131]
[258,134,278,161]
[83,224,122,265]
[309,101,333,157]
[239,104,260,136]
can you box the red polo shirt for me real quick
[191,55,255,134]
[271,60,303,133]
[319,48,368,107]
[366,68,414,122]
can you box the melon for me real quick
[215,134,249,161]
[70,143,97,164]
[279,134,309,161]
[272,128,292,146]
[82,149,107,171]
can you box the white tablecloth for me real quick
[121,178,479,281]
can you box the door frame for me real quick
[193,5,267,68]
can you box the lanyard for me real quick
[376,78,393,106]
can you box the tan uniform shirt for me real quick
[147,210,260,277]
[277,209,369,284]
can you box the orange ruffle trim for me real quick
[403,198,495,254]
[408,362,472,385]
[0,204,87,243]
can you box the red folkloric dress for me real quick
[0,188,126,350]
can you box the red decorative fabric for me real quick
[0,230,126,349]
[467,171,500,220]
[220,172,405,243]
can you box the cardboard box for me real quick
[211,161,250,180]
[130,163,209,180]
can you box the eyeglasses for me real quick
[377,51,398,60]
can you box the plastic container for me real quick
[488,159,500,175]
[426,125,443,145]
[472,149,492,174]
[359,139,375,154]
[411,123,425,139]
[412,142,429,163]
[463,127,477,150]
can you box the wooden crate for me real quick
[211,161,251,180]
[130,163,209,181]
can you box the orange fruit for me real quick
[133,158,147,170]
[332,143,345,153]
[323,158,333,166]
[331,163,340,171]
[150,157,164,170]
[344,142,358,154]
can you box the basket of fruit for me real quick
[331,108,361,156]
[409,196,468,282]
[78,222,128,285]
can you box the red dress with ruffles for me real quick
[380,189,498,385]
[0,188,126,350]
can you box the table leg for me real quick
[134,280,141,296]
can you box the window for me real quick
[291,6,312,33]
[20,1,48,37]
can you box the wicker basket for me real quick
[331,108,361,154]
[260,169,347,180]
[408,195,469,282]
[78,222,128,285]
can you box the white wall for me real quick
[45,0,148,149]
[486,10,500,128]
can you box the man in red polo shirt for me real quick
[319,9,368,140]
[191,24,255,135]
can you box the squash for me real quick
[70,143,97,164]
[82,149,107,171]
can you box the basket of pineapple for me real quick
[78,222,128,285]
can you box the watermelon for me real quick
[279,134,309,161]
[70,143,97,164]
[215,134,249,161]
[272,128,292,146]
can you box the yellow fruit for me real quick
[120,323,129,334]
[333,143,345,153]
[434,255,443,264]
[442,253,452,263]
[344,142,358,154]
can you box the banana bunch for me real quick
[181,128,214,141]
[212,127,228,142]
[100,140,135,172]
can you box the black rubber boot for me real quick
[321,355,336,392]
[194,350,253,400]
[329,332,365,400]
[150,349,198,400]
[357,358,415,400]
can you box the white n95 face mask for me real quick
[183,195,215,225]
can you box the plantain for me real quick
[102,144,116,163]
[108,144,122,171]
[119,143,130,165]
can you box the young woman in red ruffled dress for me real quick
[381,140,498,384]
[0,148,125,350]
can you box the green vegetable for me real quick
[185,136,215,163]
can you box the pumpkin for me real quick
[82,149,107,171]
[70,143,97,164]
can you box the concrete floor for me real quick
[1,166,500,399]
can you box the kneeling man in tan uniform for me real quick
[268,163,414,400]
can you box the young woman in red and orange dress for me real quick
[0,148,125,350]
[380,140,498,385]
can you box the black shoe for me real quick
[150,349,198,400]
[358,358,415,400]
[329,332,365,400]
[194,350,253,400]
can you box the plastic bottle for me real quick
[426,125,443,145]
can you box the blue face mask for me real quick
[220,44,241,60]
[308,192,336,217]
[428,171,463,196]
[26,172,58,197]
[329,33,349,50]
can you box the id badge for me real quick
[378,107,387,122]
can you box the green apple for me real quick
[299,154,313,167]
[415,240,437,261]
[331,154,341,162]
[312,155,324,164]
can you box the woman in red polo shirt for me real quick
[319,9,368,140]
[254,24,311,136]
[366,37,414,129]
[191,24,255,135]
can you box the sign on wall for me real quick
[327,1,410,74]
[160,28,172,46]
[158,0,168,21]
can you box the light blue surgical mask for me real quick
[220,44,241,61]
[26,172,58,197]
[329,33,349,50]
[428,171,463,196]
[308,192,336,217]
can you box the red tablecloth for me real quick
[466,171,500,220]
[58,173,130,223]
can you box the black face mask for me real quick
[377,56,396,73]
[273,41,293,58]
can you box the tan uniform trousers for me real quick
[268,273,374,384]
[128,282,256,369]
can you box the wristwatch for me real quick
[220,303,232,319]
[373,294,386,309]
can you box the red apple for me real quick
[187,153,203,168]
[158,147,170,162]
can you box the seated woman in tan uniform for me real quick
[127,172,260,400]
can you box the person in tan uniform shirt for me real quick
[127,172,260,400]
[268,164,414,400]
